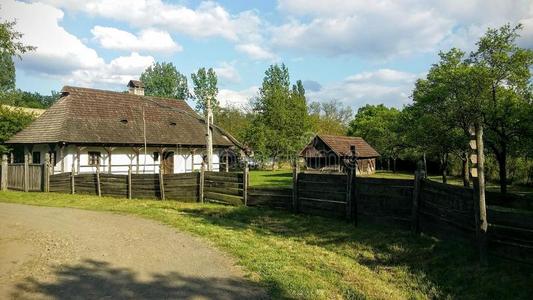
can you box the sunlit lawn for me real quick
[1,191,531,299]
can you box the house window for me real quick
[32,152,41,164]
[153,152,159,161]
[88,152,101,166]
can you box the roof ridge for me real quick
[62,85,187,103]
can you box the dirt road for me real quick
[0,203,266,299]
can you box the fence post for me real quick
[70,155,76,194]
[127,166,132,200]
[159,166,165,200]
[43,153,50,192]
[96,164,101,197]
[292,161,299,213]
[411,161,425,234]
[23,152,29,192]
[346,167,354,222]
[199,162,205,203]
[243,161,249,206]
[1,154,8,191]
[351,166,358,226]
[470,124,488,265]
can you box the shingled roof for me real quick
[303,134,380,158]
[7,86,240,148]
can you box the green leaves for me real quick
[0,13,36,92]
[246,64,311,164]
[0,105,35,153]
[140,62,189,100]
[191,68,219,116]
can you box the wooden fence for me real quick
[203,171,246,205]
[296,173,348,218]
[247,187,292,209]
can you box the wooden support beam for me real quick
[23,148,29,192]
[96,164,101,197]
[132,147,141,174]
[411,161,425,234]
[243,161,249,206]
[191,149,196,172]
[128,165,132,200]
[70,153,76,194]
[43,153,50,192]
[104,147,114,174]
[1,154,8,191]
[292,162,299,213]
[199,162,205,203]
[159,165,165,200]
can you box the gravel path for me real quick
[0,203,266,299]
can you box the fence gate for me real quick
[203,171,245,205]
[296,172,350,218]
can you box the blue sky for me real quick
[4,0,533,110]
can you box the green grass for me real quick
[1,191,532,299]
[250,170,293,187]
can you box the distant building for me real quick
[6,80,243,174]
[300,134,380,175]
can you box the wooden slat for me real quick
[204,191,243,206]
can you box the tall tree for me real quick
[0,13,36,92]
[247,64,311,167]
[191,68,219,116]
[470,24,533,193]
[140,62,189,100]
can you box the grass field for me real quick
[1,191,532,299]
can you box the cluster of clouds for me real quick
[4,0,533,108]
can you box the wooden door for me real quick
[161,152,174,174]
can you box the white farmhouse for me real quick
[6,80,244,175]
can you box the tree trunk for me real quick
[462,152,470,187]
[423,152,427,175]
[441,153,448,184]
[387,158,390,171]
[392,158,397,173]
[496,147,507,194]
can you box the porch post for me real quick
[23,146,29,192]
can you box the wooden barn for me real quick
[300,134,380,175]
[6,81,243,175]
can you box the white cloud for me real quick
[274,0,533,58]
[235,43,277,61]
[214,62,241,83]
[218,86,258,107]
[5,0,103,76]
[306,69,419,109]
[69,52,154,87]
[4,0,153,89]
[42,0,261,41]
[91,26,182,53]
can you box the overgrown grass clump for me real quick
[1,191,531,299]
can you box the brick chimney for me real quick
[127,80,145,96]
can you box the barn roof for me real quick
[303,134,380,158]
[7,86,240,148]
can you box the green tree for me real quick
[348,104,403,172]
[191,68,219,116]
[470,24,533,193]
[215,106,252,142]
[247,64,311,167]
[0,105,35,153]
[309,99,352,135]
[140,62,189,100]
[0,14,36,92]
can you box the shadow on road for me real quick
[12,259,265,299]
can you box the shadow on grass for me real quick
[13,259,266,300]
[178,205,533,299]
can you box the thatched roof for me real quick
[302,134,380,158]
[7,86,240,148]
